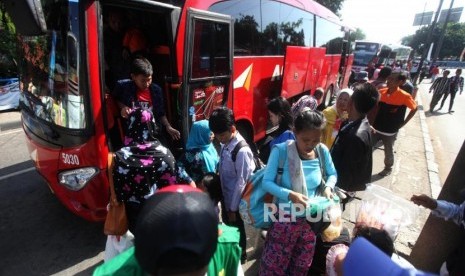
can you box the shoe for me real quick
[378,168,392,177]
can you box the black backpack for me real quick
[231,140,264,172]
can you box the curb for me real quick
[416,91,442,198]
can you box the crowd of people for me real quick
[96,24,465,274]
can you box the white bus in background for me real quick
[387,44,413,68]
[352,41,392,73]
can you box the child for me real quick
[198,172,222,221]
[113,57,181,140]
[209,106,255,263]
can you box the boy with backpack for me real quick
[209,106,255,264]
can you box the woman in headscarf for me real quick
[113,108,194,233]
[321,88,353,149]
[177,119,219,183]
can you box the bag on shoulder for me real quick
[104,153,128,236]
[231,140,265,172]
[239,146,285,228]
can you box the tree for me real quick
[350,28,366,41]
[402,22,465,60]
[0,2,18,77]
[314,0,345,14]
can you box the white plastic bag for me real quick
[355,184,419,240]
[104,231,135,262]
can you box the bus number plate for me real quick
[62,153,80,165]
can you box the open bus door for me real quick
[182,9,233,140]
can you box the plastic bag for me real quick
[104,231,135,262]
[321,203,343,242]
[355,184,419,240]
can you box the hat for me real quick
[343,237,436,276]
[134,185,218,274]
[355,71,369,81]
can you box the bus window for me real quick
[18,0,86,129]
[209,0,314,56]
[191,20,230,79]
[315,17,344,54]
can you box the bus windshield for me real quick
[353,42,381,66]
[18,0,86,129]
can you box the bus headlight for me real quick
[58,167,99,191]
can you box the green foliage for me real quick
[314,0,345,15]
[402,22,465,60]
[0,4,18,77]
[350,28,366,41]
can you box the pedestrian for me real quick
[370,66,392,90]
[208,106,255,264]
[419,65,428,84]
[321,88,353,149]
[260,96,295,163]
[259,108,337,276]
[429,70,451,113]
[94,185,243,276]
[177,120,219,183]
[430,65,440,83]
[372,72,418,177]
[411,193,465,275]
[439,68,463,113]
[291,92,319,119]
[112,108,194,233]
[113,57,181,141]
[331,83,379,197]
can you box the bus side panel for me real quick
[86,1,108,162]
[232,56,283,141]
[326,54,341,89]
[341,54,354,88]
[305,48,326,93]
[282,46,310,98]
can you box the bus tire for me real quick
[323,85,335,109]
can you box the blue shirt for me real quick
[269,130,295,148]
[432,200,465,228]
[262,142,337,205]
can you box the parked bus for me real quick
[6,0,353,221]
[352,40,391,73]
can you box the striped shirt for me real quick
[429,77,451,95]
[450,75,464,93]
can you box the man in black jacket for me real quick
[331,83,379,194]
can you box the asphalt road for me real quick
[0,125,106,276]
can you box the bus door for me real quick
[182,9,233,140]
[282,47,325,99]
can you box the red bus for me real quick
[6,0,353,221]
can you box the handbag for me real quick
[104,153,128,236]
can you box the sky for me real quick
[339,0,465,44]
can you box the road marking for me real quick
[0,167,35,181]
[0,129,22,136]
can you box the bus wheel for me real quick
[323,85,335,109]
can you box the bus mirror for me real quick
[3,0,47,36]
